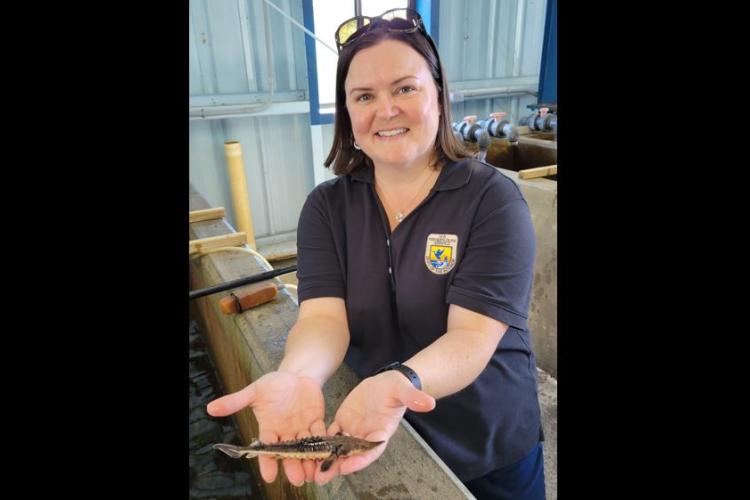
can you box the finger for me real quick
[339,454,373,476]
[280,432,305,487]
[326,421,341,436]
[206,383,257,416]
[258,456,278,483]
[296,429,316,483]
[301,458,316,483]
[398,386,436,413]
[258,430,279,483]
[310,419,327,438]
[282,458,305,487]
[340,430,388,475]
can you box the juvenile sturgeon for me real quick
[213,433,384,472]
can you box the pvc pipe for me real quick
[449,86,537,102]
[224,141,257,250]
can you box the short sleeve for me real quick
[446,192,536,330]
[296,188,346,302]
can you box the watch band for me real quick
[375,361,422,390]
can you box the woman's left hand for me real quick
[314,371,436,484]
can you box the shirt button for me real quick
[388,267,392,274]
[386,239,390,246]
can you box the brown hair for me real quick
[324,26,470,176]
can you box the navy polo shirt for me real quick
[296,158,542,482]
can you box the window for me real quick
[307,0,410,123]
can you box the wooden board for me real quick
[189,207,225,223]
[189,233,248,254]
[517,135,557,150]
[519,165,557,180]
[257,237,298,262]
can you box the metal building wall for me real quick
[441,0,547,125]
[189,0,549,242]
[189,0,312,242]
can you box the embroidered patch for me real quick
[424,234,458,274]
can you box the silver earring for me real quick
[353,142,361,150]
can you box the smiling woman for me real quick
[208,8,547,500]
[345,40,441,174]
[323,8,471,232]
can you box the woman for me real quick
[208,9,545,499]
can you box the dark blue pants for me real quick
[463,443,546,500]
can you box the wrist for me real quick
[277,361,326,387]
[374,361,422,390]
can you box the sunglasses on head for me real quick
[334,8,428,53]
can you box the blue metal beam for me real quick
[538,0,557,104]
[302,0,334,125]
[415,0,439,45]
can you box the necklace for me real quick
[376,167,436,223]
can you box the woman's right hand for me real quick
[206,370,326,486]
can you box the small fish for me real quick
[213,433,384,472]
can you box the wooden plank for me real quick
[189,233,247,254]
[518,164,557,180]
[266,250,297,262]
[189,190,474,500]
[189,207,225,223]
[517,135,557,150]
[258,238,298,262]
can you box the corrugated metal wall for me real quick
[189,0,549,242]
[440,0,547,125]
[189,0,312,241]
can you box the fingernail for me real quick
[413,400,424,406]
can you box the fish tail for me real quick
[213,443,258,459]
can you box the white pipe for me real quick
[450,86,537,103]
[189,101,310,121]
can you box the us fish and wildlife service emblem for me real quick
[425,234,458,274]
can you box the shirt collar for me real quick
[350,158,473,191]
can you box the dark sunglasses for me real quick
[334,8,427,53]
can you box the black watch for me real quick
[374,361,422,390]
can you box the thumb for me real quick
[397,386,436,413]
[207,382,257,417]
